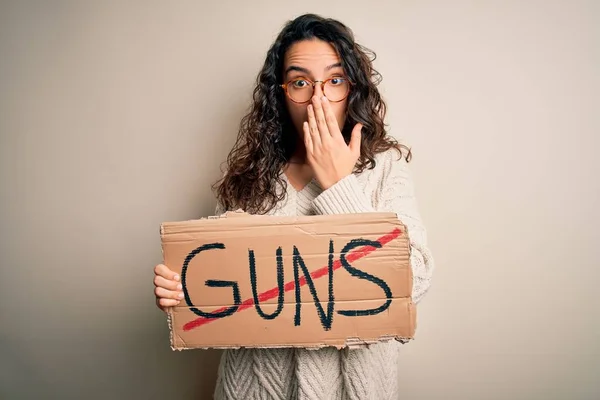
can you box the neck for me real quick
[288,135,307,164]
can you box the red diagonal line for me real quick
[182,227,402,331]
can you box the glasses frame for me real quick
[280,76,354,104]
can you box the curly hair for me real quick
[213,13,411,215]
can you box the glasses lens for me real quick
[324,77,349,101]
[287,79,313,103]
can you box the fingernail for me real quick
[177,284,182,290]
[178,292,184,299]
[322,96,328,102]
[174,274,180,281]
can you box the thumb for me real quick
[349,123,363,156]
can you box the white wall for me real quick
[1,1,598,399]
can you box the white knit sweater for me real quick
[213,148,434,400]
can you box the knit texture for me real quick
[213,148,434,400]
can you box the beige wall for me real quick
[1,1,598,399]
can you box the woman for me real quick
[154,13,434,400]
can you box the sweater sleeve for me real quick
[214,199,226,215]
[312,151,435,304]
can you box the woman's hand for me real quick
[154,264,184,311]
[303,95,363,190]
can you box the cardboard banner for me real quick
[160,211,415,350]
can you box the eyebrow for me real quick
[284,62,343,76]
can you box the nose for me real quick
[312,81,324,98]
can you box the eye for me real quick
[329,77,346,85]
[291,79,310,88]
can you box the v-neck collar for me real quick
[281,169,318,194]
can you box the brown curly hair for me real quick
[213,13,411,215]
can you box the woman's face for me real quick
[282,39,348,140]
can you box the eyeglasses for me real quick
[280,76,353,104]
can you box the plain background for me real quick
[1,1,598,399]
